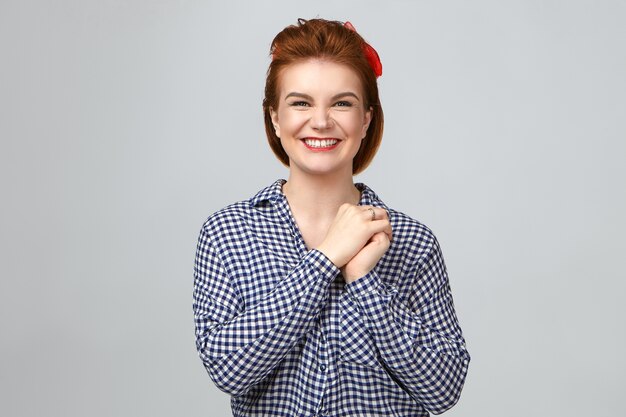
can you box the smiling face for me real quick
[270,59,372,178]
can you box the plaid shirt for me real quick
[193,180,470,416]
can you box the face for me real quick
[270,59,372,178]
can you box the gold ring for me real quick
[368,207,375,221]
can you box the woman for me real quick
[193,18,470,416]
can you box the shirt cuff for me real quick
[345,270,397,299]
[306,249,341,282]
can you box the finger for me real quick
[360,206,388,221]
[367,219,392,239]
[367,231,391,251]
[377,227,392,242]
[370,231,389,243]
[375,208,389,220]
[384,222,392,241]
[382,220,393,241]
[360,206,376,221]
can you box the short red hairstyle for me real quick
[262,18,384,175]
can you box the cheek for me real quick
[345,114,367,137]
[276,110,293,128]
[280,112,309,135]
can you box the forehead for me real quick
[277,59,365,98]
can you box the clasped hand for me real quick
[316,204,392,283]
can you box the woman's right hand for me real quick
[316,204,392,269]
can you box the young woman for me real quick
[193,18,470,416]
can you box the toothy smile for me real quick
[303,138,339,148]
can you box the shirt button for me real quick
[319,364,327,372]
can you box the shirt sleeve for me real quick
[193,226,339,397]
[344,236,470,414]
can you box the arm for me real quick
[345,237,470,414]
[193,227,338,397]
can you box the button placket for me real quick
[318,335,328,373]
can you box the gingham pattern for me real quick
[193,180,470,417]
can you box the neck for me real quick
[282,170,360,216]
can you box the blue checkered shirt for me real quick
[193,180,470,416]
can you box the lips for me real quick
[302,138,340,150]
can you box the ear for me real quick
[361,106,373,138]
[269,107,280,138]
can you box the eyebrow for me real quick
[284,91,360,101]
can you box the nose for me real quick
[310,107,333,130]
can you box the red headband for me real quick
[344,21,383,78]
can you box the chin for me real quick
[303,166,351,177]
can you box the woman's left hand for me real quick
[342,227,391,283]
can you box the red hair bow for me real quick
[344,21,383,78]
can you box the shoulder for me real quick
[200,200,253,238]
[384,207,450,295]
[388,208,441,260]
[198,179,284,243]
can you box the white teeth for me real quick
[304,139,338,148]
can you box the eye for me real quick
[334,101,353,107]
[289,101,310,107]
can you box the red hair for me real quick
[262,18,384,175]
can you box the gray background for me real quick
[1,0,624,416]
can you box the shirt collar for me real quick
[249,179,287,207]
[355,182,387,210]
[250,179,387,211]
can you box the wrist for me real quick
[342,267,369,283]
[345,270,384,298]
[315,243,343,268]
